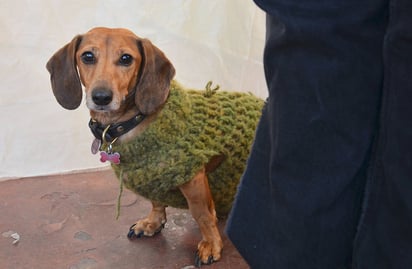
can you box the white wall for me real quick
[0,0,266,179]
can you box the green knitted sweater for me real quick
[112,81,263,216]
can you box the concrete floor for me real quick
[0,170,249,269]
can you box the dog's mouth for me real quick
[89,104,120,113]
[93,105,110,111]
[86,99,110,111]
[86,101,122,114]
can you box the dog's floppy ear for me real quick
[134,39,175,115]
[46,35,83,110]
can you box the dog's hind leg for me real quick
[179,167,223,266]
[127,201,167,239]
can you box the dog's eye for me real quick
[119,54,133,66]
[81,51,96,64]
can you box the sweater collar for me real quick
[88,112,146,143]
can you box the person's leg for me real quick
[353,1,412,268]
[227,1,387,268]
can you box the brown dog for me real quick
[47,27,262,266]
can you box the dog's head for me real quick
[46,27,175,115]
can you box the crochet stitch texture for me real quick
[112,81,264,216]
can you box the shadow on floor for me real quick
[0,170,249,269]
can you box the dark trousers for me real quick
[226,0,412,268]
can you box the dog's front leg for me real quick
[179,167,223,266]
[127,201,167,239]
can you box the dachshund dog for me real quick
[46,27,262,267]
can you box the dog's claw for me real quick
[194,251,214,267]
[127,223,165,240]
[195,252,202,268]
[127,229,134,239]
[127,224,136,239]
[127,224,143,240]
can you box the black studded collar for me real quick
[88,113,146,143]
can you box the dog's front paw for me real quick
[127,219,165,240]
[194,239,222,267]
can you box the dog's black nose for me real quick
[92,88,113,106]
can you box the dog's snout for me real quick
[92,87,113,106]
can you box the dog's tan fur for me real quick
[47,27,224,265]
